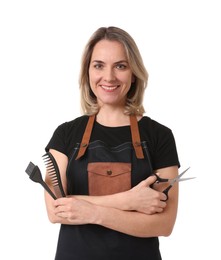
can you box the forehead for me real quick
[91,40,127,60]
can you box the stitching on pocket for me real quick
[88,162,131,195]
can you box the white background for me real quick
[0,0,220,259]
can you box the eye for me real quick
[116,64,127,70]
[93,63,103,69]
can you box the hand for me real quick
[126,176,167,215]
[53,197,98,225]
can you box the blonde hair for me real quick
[79,26,148,116]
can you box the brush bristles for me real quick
[25,162,35,176]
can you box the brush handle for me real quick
[40,181,57,200]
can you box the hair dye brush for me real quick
[25,161,57,200]
[25,152,66,199]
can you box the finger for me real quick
[54,198,65,206]
[156,207,164,213]
[144,175,157,186]
[148,206,165,214]
[54,205,67,214]
[56,211,68,218]
[154,172,161,177]
[160,192,168,201]
[159,201,167,208]
[54,197,71,207]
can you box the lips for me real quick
[100,85,119,91]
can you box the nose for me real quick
[103,67,116,82]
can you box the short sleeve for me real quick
[152,127,180,170]
[45,123,67,155]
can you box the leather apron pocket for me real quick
[87,162,131,195]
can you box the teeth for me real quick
[101,85,118,91]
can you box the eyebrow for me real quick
[91,60,129,64]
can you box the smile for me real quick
[101,85,119,91]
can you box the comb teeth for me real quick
[42,154,59,185]
[42,152,66,198]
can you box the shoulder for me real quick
[56,115,89,134]
[46,115,90,155]
[51,115,90,145]
[139,116,176,149]
[139,116,173,136]
[140,116,180,169]
[63,115,89,127]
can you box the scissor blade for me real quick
[178,167,191,179]
[178,177,196,182]
[169,167,191,185]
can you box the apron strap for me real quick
[130,115,144,159]
[75,114,144,160]
[75,114,96,160]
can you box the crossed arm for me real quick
[44,149,179,238]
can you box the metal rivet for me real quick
[107,170,112,175]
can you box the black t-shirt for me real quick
[46,115,180,170]
[46,115,180,260]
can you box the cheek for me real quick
[120,71,133,83]
[89,71,100,87]
[122,74,133,89]
[89,74,100,96]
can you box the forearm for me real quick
[55,200,177,238]
[93,183,178,237]
[73,192,130,211]
[52,183,178,237]
[46,164,178,237]
[94,204,176,237]
[73,175,167,214]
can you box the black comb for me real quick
[42,152,66,198]
[25,161,56,199]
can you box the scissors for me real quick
[152,167,195,201]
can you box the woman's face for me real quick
[89,40,134,108]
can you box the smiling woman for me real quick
[44,26,180,260]
[79,27,148,118]
[89,40,134,111]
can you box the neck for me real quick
[96,108,130,127]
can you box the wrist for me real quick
[91,204,105,225]
[116,190,133,211]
